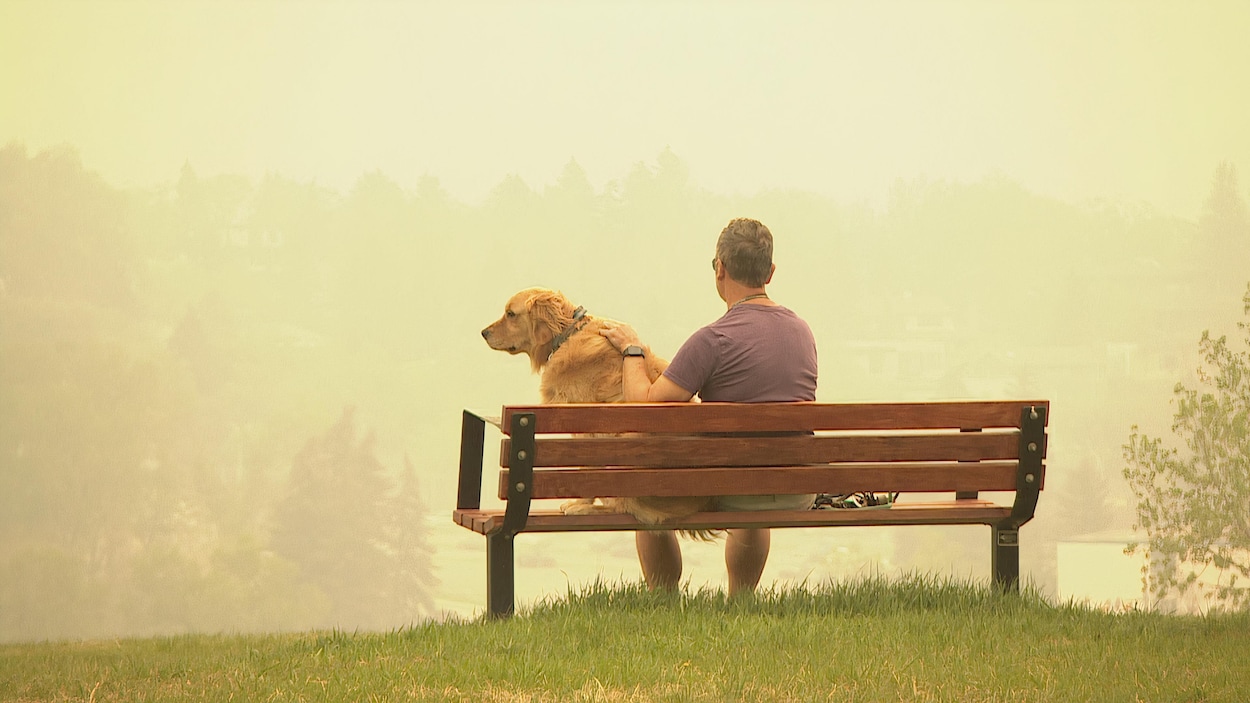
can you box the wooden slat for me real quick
[454,510,486,533]
[498,461,1028,499]
[501,431,1024,468]
[499,400,1049,435]
[468,511,491,533]
[455,503,1015,534]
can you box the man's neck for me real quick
[723,285,769,310]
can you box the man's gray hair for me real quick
[715,218,773,287]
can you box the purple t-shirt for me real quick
[663,304,818,402]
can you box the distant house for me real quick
[1056,530,1149,612]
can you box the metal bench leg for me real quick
[992,526,1020,592]
[486,532,515,618]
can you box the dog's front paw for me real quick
[561,498,605,515]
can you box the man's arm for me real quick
[623,355,694,402]
[601,324,695,403]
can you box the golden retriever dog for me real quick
[482,287,716,526]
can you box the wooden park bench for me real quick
[454,400,1049,617]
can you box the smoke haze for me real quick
[4,1,1249,214]
[1,0,1248,641]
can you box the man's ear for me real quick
[764,263,776,285]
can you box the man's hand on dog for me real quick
[599,323,641,352]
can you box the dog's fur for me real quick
[482,287,716,525]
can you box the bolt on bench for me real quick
[454,400,1049,617]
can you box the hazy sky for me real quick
[3,0,1249,217]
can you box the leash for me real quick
[547,306,588,357]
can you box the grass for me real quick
[2,574,1248,702]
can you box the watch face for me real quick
[624,345,645,357]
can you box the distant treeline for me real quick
[0,142,1246,641]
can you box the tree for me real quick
[1197,162,1250,307]
[0,143,134,307]
[270,407,439,629]
[1123,283,1250,611]
[485,173,538,215]
[546,158,595,205]
[271,407,399,629]
[174,162,253,268]
[384,456,440,621]
[1199,162,1249,244]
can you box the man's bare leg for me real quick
[725,528,770,597]
[636,530,682,590]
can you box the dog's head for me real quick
[481,287,580,372]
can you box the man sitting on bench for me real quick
[599,217,819,597]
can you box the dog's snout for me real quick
[481,328,490,340]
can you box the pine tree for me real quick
[384,456,440,622]
[1197,162,1250,306]
[271,407,399,629]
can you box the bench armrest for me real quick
[459,409,536,536]
[457,410,488,511]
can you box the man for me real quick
[599,217,818,596]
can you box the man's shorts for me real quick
[713,493,817,512]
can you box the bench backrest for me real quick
[492,401,1048,502]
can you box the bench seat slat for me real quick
[500,400,1049,435]
[501,432,1024,468]
[469,513,491,533]
[453,503,1014,534]
[499,461,1033,499]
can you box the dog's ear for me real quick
[524,289,570,347]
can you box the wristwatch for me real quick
[622,345,645,358]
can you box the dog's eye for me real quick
[506,310,516,318]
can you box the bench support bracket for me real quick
[992,526,1020,591]
[485,411,535,618]
[991,405,1047,592]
